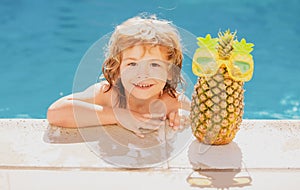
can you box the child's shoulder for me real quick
[82,81,109,95]
[96,80,113,93]
[85,81,113,105]
[95,80,111,93]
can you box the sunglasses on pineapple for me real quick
[192,50,254,82]
[192,34,254,82]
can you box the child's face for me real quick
[119,45,171,100]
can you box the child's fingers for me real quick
[168,111,182,130]
[168,112,176,128]
[180,115,191,128]
[173,112,180,128]
[141,119,165,130]
[142,113,166,120]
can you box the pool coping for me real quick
[1,119,300,189]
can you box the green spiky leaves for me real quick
[197,34,218,51]
[196,30,255,58]
[233,38,254,54]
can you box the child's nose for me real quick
[136,63,150,78]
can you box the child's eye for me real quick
[150,62,161,67]
[127,62,137,66]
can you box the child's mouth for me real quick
[133,83,154,89]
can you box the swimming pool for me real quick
[1,0,299,119]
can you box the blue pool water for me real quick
[1,0,300,119]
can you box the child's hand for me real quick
[167,109,190,131]
[114,108,166,138]
[167,111,180,130]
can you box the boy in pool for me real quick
[47,15,190,138]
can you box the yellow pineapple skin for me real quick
[190,66,244,145]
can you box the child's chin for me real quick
[132,93,157,100]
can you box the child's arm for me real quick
[47,82,165,137]
[47,82,117,127]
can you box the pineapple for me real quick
[190,30,254,145]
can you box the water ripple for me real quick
[58,23,78,29]
[57,15,76,22]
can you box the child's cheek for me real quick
[150,68,168,81]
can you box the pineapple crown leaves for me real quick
[217,29,237,40]
[217,29,237,59]
[233,38,254,54]
[196,34,218,50]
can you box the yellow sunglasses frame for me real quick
[192,33,254,82]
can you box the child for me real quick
[47,15,190,138]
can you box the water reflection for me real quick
[44,120,192,168]
[79,123,192,168]
[186,140,252,189]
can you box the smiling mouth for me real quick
[133,83,154,89]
